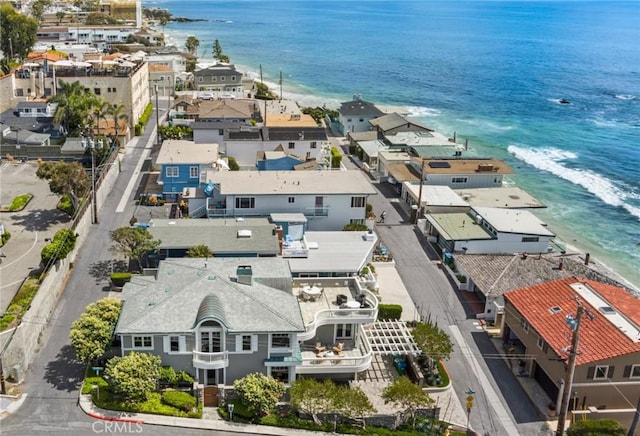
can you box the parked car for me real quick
[198,92,215,100]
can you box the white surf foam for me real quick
[508,145,640,220]
[614,94,636,100]
[405,105,441,118]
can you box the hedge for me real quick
[330,146,342,169]
[377,304,403,321]
[110,272,132,287]
[162,390,196,412]
[41,228,77,268]
[138,103,154,126]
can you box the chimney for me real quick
[558,258,564,271]
[585,253,590,265]
[275,226,284,255]
[236,265,252,285]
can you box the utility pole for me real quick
[465,388,475,435]
[154,84,160,146]
[628,394,640,436]
[414,158,425,224]
[556,300,595,436]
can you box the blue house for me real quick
[155,140,219,202]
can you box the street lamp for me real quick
[227,403,234,422]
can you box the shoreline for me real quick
[157,24,639,291]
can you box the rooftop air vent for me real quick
[237,229,252,238]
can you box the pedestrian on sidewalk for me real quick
[379,211,387,223]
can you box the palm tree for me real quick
[185,35,200,55]
[91,100,110,137]
[50,80,92,136]
[108,103,128,147]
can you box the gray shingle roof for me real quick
[115,258,305,335]
[338,99,384,117]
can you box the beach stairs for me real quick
[189,203,207,219]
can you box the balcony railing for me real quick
[192,350,228,369]
[297,289,378,342]
[297,335,373,374]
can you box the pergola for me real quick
[362,320,422,356]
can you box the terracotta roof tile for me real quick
[505,277,640,365]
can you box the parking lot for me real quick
[0,161,72,314]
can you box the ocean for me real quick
[150,0,640,287]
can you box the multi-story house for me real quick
[193,63,244,94]
[502,277,640,424]
[148,63,176,97]
[190,99,259,144]
[155,139,219,202]
[337,95,384,135]
[197,170,377,231]
[114,257,379,405]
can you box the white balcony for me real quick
[192,350,228,369]
[295,280,378,342]
[296,337,373,374]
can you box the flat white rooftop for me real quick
[404,184,469,207]
[156,140,219,165]
[474,206,555,236]
[454,187,546,209]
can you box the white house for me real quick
[199,170,377,231]
[424,206,555,255]
[418,158,515,189]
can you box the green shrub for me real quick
[110,272,132,287]
[134,123,143,136]
[58,194,75,215]
[8,194,33,211]
[176,370,195,385]
[138,103,154,126]
[330,146,342,169]
[0,277,40,331]
[343,223,369,231]
[1,230,11,245]
[377,304,403,321]
[227,156,239,171]
[162,390,196,412]
[41,228,77,268]
[159,366,177,384]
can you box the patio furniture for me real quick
[336,294,348,306]
[345,300,360,309]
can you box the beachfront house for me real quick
[190,170,377,230]
[190,99,259,143]
[114,257,379,405]
[337,95,384,135]
[155,139,219,202]
[452,253,629,324]
[502,277,640,426]
[193,63,244,95]
[423,206,555,255]
[369,112,434,136]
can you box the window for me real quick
[537,336,545,350]
[218,129,224,135]
[235,197,255,209]
[310,141,317,149]
[594,365,609,380]
[189,166,199,178]
[220,76,225,81]
[629,365,640,379]
[350,218,365,225]
[288,197,295,203]
[520,316,530,333]
[133,336,152,349]
[271,334,290,348]
[522,236,540,243]
[170,336,179,352]
[451,177,468,184]
[94,88,101,95]
[231,75,236,81]
[234,334,256,352]
[166,167,179,178]
[351,196,366,208]
[347,118,352,122]
[288,142,295,149]
[241,335,252,351]
[271,366,289,383]
[359,118,364,123]
[198,76,203,82]
[336,323,353,339]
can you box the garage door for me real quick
[533,362,558,402]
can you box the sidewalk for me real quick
[78,394,327,435]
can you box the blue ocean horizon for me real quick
[152,0,640,287]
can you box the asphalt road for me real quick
[344,152,551,436]
[0,107,253,436]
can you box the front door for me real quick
[203,386,218,407]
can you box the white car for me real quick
[198,92,215,100]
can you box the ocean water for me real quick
[150,0,640,287]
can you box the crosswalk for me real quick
[0,162,31,175]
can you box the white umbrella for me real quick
[53,60,76,67]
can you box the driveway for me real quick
[0,162,72,314]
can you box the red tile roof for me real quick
[505,277,640,365]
